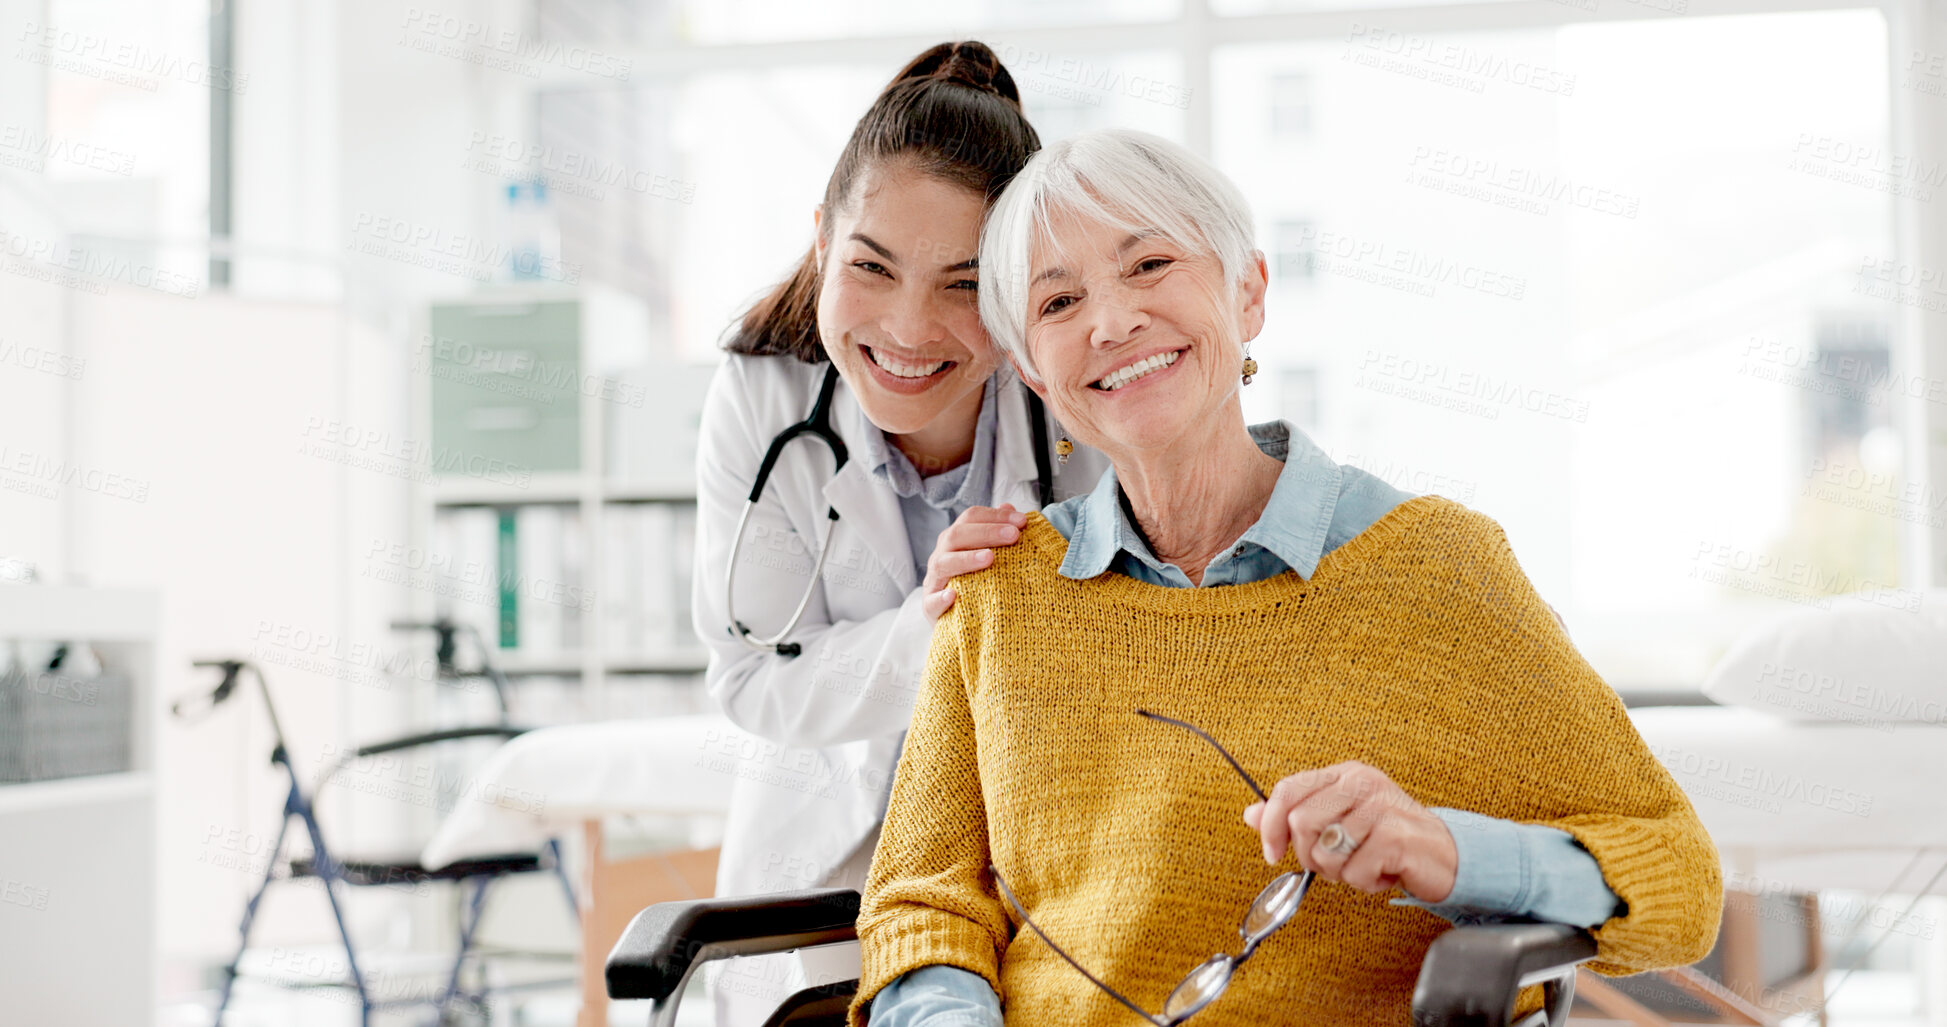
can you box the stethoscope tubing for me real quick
[726,362,1056,657]
[726,499,838,657]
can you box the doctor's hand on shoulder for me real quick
[1243,760,1460,904]
[920,503,1029,620]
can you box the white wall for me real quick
[94,0,566,988]
[66,288,411,969]
[0,0,70,582]
[1892,0,1947,589]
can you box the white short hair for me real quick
[978,128,1257,383]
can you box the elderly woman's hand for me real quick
[1242,761,1459,903]
[921,504,1028,621]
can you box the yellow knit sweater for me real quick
[850,495,1722,1027]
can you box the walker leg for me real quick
[438,876,494,1023]
[211,811,294,1027]
[295,800,374,1027]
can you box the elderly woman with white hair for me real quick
[847,129,1722,1027]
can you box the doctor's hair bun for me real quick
[887,41,1024,110]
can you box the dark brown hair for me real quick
[724,41,1040,363]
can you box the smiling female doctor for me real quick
[689,42,1109,1025]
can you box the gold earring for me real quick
[1055,435,1073,465]
[1241,352,1258,385]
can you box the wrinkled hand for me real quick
[1243,760,1459,903]
[920,504,1027,621]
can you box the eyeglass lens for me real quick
[1242,872,1307,946]
[1163,956,1234,1023]
[1159,872,1307,1023]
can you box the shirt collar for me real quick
[858,374,998,508]
[1056,420,1344,582]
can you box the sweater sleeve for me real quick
[848,602,1012,1027]
[1437,506,1724,978]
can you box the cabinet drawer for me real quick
[428,299,582,474]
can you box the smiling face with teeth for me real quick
[1014,207,1268,466]
[812,162,1001,471]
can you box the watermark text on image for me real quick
[1404,146,1639,219]
[1342,24,1576,96]
[346,211,581,286]
[14,19,249,93]
[398,7,630,81]
[1352,348,1587,423]
[0,227,201,298]
[460,131,692,204]
[360,535,596,615]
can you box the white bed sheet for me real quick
[419,715,753,870]
[1628,705,1947,895]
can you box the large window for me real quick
[1218,9,1900,687]
[530,2,1917,694]
[6,0,211,292]
[555,0,1184,45]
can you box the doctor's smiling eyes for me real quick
[848,259,980,294]
[841,233,980,294]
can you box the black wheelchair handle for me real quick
[1411,922,1598,1026]
[606,888,862,1002]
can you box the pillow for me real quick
[1700,588,1947,726]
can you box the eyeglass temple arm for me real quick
[991,868,1170,1027]
[1135,709,1269,802]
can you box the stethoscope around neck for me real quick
[725,362,1057,657]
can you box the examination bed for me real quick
[420,714,744,1027]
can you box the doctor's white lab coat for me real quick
[689,352,1107,1023]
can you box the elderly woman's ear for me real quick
[1005,351,1047,401]
[1239,249,1270,345]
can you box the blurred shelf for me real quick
[418,291,703,710]
[0,771,152,815]
[0,584,159,641]
[603,482,700,505]
[433,473,693,507]
[491,650,709,677]
[433,471,580,507]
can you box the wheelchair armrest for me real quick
[1412,923,1598,1027]
[606,888,862,1002]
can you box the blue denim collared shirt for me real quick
[858,375,1000,578]
[1044,420,1399,587]
[868,420,1622,1026]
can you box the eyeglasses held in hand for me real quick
[985,709,1317,1025]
